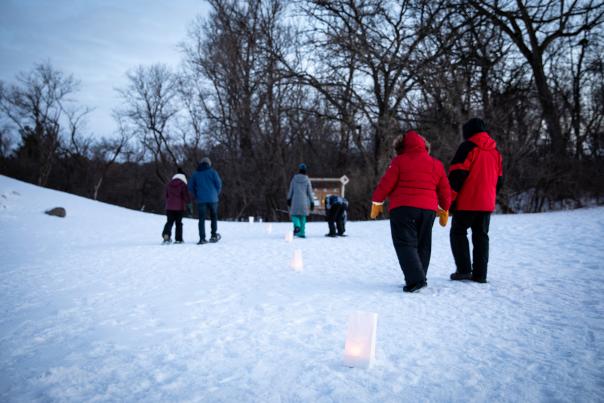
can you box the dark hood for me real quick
[197,162,211,171]
[463,118,487,139]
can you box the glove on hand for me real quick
[370,202,383,219]
[437,208,449,227]
[310,202,315,212]
[287,199,291,207]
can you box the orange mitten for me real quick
[370,202,384,219]
[437,208,449,227]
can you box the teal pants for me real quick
[291,215,307,237]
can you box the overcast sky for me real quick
[0,0,209,137]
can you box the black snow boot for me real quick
[450,272,472,281]
[403,281,427,293]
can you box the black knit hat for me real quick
[462,118,487,139]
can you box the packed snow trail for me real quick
[0,175,603,402]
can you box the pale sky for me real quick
[0,0,209,138]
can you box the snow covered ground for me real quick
[0,174,603,402]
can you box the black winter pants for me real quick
[326,203,346,235]
[450,211,491,281]
[389,206,436,286]
[163,210,184,241]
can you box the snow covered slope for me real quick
[0,174,603,402]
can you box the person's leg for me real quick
[389,207,425,287]
[471,212,491,282]
[450,211,473,276]
[299,215,307,237]
[335,204,346,235]
[326,207,337,236]
[292,215,302,234]
[417,209,436,276]
[197,203,207,241]
[209,202,218,238]
[174,211,183,242]
[162,211,176,240]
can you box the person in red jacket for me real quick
[371,130,451,293]
[448,118,503,283]
[162,167,191,244]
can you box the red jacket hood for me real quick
[403,131,428,154]
[468,132,496,150]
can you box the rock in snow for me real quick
[44,207,66,218]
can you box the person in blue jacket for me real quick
[189,157,222,244]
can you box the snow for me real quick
[0,174,603,402]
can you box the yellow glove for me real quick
[370,202,383,219]
[437,208,449,227]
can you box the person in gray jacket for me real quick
[287,163,315,238]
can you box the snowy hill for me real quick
[1,174,603,402]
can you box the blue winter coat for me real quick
[189,163,222,203]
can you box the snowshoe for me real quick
[197,239,208,245]
[209,234,221,243]
[162,234,172,244]
[174,240,184,244]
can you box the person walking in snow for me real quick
[371,130,451,293]
[162,167,191,244]
[189,157,222,244]
[448,118,503,283]
[287,163,315,238]
[324,194,348,237]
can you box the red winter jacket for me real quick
[165,174,191,211]
[372,131,451,212]
[448,132,503,212]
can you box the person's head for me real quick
[298,163,307,174]
[462,118,487,139]
[176,166,185,175]
[394,130,430,155]
[200,157,212,167]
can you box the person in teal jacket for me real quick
[189,157,222,244]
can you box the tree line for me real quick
[1,0,603,220]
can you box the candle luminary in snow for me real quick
[290,248,303,272]
[343,311,378,369]
[249,216,254,223]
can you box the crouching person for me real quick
[162,168,191,244]
[325,194,348,237]
[371,131,451,293]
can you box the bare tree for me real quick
[90,121,131,200]
[0,63,83,186]
[116,64,181,183]
[467,0,604,156]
